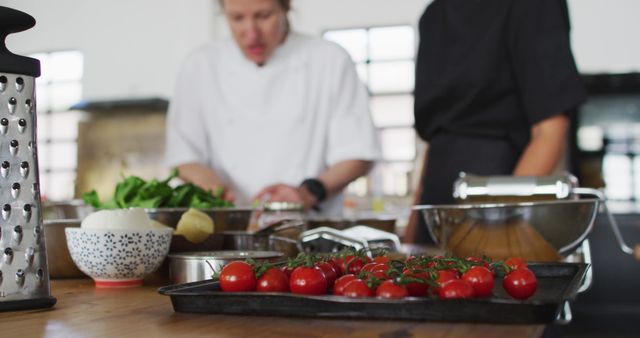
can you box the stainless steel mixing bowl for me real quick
[413,198,600,261]
[145,207,253,232]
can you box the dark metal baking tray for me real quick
[158,263,588,324]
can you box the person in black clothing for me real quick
[408,0,586,243]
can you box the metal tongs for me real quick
[298,225,401,256]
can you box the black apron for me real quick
[414,131,521,244]
[412,0,586,244]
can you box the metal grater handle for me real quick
[0,6,40,77]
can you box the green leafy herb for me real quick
[82,169,233,209]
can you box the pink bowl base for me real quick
[94,279,144,288]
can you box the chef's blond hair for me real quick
[219,0,291,11]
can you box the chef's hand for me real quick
[204,183,236,202]
[254,184,317,210]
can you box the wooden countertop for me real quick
[0,278,545,338]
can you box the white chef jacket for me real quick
[165,33,381,217]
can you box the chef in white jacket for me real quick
[165,0,381,217]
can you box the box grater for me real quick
[0,5,56,311]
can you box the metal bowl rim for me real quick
[412,198,600,211]
[44,219,82,225]
[65,227,174,235]
[43,199,88,207]
[168,250,284,260]
[144,207,254,212]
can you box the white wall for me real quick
[2,0,217,101]
[568,0,640,73]
[290,0,429,35]
[1,0,638,102]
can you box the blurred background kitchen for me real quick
[2,0,639,336]
[3,0,639,232]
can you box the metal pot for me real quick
[43,219,86,278]
[168,250,284,284]
[43,200,94,220]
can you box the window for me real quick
[30,51,84,201]
[324,26,416,197]
[577,93,640,202]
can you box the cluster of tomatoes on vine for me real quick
[216,249,538,300]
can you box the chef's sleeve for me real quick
[326,47,382,166]
[165,58,211,169]
[508,0,586,125]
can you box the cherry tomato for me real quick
[402,269,430,297]
[314,261,338,288]
[436,269,459,283]
[361,262,390,280]
[373,255,390,264]
[504,257,528,270]
[219,261,257,292]
[361,262,378,273]
[433,268,460,294]
[256,267,289,293]
[465,256,491,270]
[461,266,494,297]
[327,259,343,277]
[437,279,475,299]
[290,266,327,295]
[465,256,483,264]
[425,257,440,269]
[342,255,367,275]
[342,279,374,298]
[333,274,357,296]
[503,268,538,300]
[425,255,448,267]
[376,280,409,299]
[280,265,294,279]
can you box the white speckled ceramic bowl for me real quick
[65,227,173,288]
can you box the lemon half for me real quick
[174,208,214,243]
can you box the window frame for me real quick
[30,50,84,201]
[323,24,418,198]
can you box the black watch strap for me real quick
[300,178,327,204]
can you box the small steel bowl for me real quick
[168,250,284,284]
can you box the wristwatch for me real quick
[300,178,327,208]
